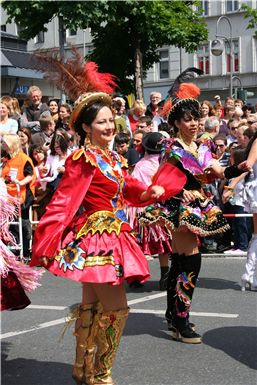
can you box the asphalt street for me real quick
[1,256,257,385]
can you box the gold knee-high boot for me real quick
[93,308,129,385]
[72,302,102,385]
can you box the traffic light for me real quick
[235,88,254,103]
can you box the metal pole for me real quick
[216,16,233,97]
[58,15,66,103]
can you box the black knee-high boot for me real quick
[172,252,202,344]
[165,253,179,328]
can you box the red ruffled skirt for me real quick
[43,230,150,285]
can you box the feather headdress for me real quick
[31,46,118,129]
[161,67,203,122]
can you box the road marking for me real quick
[130,309,238,318]
[128,292,166,305]
[0,318,66,340]
[27,305,66,310]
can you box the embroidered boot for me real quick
[72,302,102,385]
[172,252,202,343]
[93,308,129,385]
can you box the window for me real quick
[1,25,6,32]
[226,0,239,12]
[35,31,44,44]
[159,50,169,79]
[197,44,210,74]
[199,1,209,16]
[67,29,77,37]
[225,39,239,72]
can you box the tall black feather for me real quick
[168,67,204,97]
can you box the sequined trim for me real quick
[76,211,123,238]
[84,255,115,267]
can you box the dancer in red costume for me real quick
[29,49,175,385]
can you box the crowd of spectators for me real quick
[1,86,257,260]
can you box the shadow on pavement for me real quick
[124,312,170,341]
[197,277,241,291]
[203,326,257,370]
[2,341,72,385]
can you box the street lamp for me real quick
[211,16,233,97]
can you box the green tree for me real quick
[241,3,257,37]
[3,0,208,98]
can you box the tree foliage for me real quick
[2,0,208,96]
[241,3,257,37]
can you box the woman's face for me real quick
[176,113,199,141]
[33,150,45,164]
[18,131,29,145]
[59,106,70,120]
[49,101,59,114]
[0,103,9,118]
[54,142,64,155]
[200,103,210,117]
[83,106,115,148]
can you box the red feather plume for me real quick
[31,46,118,101]
[176,83,201,99]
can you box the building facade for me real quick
[1,1,256,105]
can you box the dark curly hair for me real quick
[168,98,200,133]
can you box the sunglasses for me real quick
[137,125,147,129]
[216,144,225,147]
[247,121,257,124]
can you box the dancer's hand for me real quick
[140,185,165,202]
[182,189,195,204]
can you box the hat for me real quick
[70,92,112,130]
[142,132,163,154]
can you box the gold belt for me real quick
[76,210,124,239]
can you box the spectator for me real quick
[214,135,230,167]
[197,117,206,137]
[128,99,146,132]
[1,134,36,259]
[200,100,215,118]
[243,127,255,147]
[31,116,55,151]
[55,103,72,131]
[42,131,71,192]
[223,148,252,255]
[224,96,235,108]
[0,100,18,135]
[48,99,59,123]
[21,86,50,133]
[112,99,131,135]
[132,129,145,155]
[115,132,140,170]
[199,116,220,141]
[227,119,239,145]
[247,114,257,132]
[136,116,153,133]
[234,99,244,109]
[242,103,255,119]
[18,127,32,155]
[235,124,248,148]
[29,145,51,220]
[152,100,168,132]
[1,95,22,128]
[145,92,162,118]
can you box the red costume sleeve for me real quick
[123,169,154,207]
[30,154,95,263]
